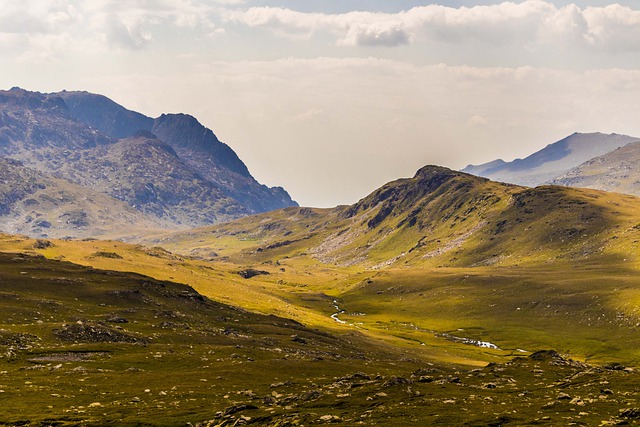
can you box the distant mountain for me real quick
[58,91,294,214]
[552,141,640,196]
[461,132,640,187]
[0,87,297,237]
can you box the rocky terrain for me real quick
[462,132,640,187]
[0,87,297,237]
[0,157,165,238]
[553,141,640,196]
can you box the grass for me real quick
[1,239,640,425]
[3,169,640,424]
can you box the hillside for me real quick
[0,157,166,238]
[462,132,639,187]
[3,161,640,424]
[553,141,640,196]
[2,246,640,425]
[0,87,297,237]
[154,165,640,269]
[139,165,640,367]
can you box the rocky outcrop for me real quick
[152,113,297,213]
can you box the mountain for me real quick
[0,157,165,238]
[151,113,294,213]
[153,164,640,269]
[0,87,297,236]
[58,91,294,214]
[461,132,640,187]
[552,141,640,196]
[58,90,153,139]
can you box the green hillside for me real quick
[3,165,640,425]
[2,244,640,426]
[143,166,640,365]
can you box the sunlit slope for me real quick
[3,250,640,425]
[143,166,640,365]
[154,165,640,269]
[5,165,640,366]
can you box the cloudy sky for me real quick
[1,0,640,207]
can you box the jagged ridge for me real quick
[0,87,298,237]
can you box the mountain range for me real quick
[462,132,640,191]
[0,87,296,238]
[3,88,640,425]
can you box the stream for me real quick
[331,299,512,351]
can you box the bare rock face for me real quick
[0,87,298,237]
[152,113,296,214]
[0,156,166,239]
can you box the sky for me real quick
[1,1,640,207]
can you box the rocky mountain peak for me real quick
[57,91,154,140]
[152,113,251,178]
[461,132,640,187]
[0,88,297,236]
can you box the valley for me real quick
[2,215,640,425]
[2,165,640,424]
[2,89,640,425]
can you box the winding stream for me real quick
[331,299,347,324]
[331,299,514,352]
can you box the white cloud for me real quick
[103,13,152,49]
[339,22,410,47]
[583,4,640,51]
[0,0,223,58]
[0,1,79,34]
[16,32,77,63]
[230,1,640,52]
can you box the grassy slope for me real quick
[0,250,426,426]
[3,166,640,424]
[138,167,640,366]
[2,247,640,426]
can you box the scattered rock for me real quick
[53,322,145,344]
[223,404,258,416]
[570,397,585,406]
[33,239,53,249]
[298,390,321,402]
[383,376,411,387]
[104,314,129,323]
[529,350,564,362]
[319,415,341,422]
[91,251,123,259]
[619,408,640,419]
[291,335,307,344]
[237,269,270,279]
